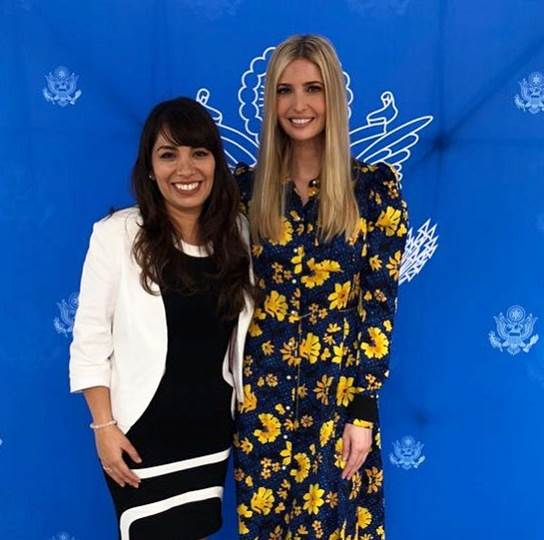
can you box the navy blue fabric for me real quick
[1,1,544,539]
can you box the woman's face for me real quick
[276,58,326,144]
[150,131,216,219]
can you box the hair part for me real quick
[131,97,255,319]
[250,34,359,242]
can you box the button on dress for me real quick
[233,161,408,540]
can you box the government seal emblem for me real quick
[389,435,426,470]
[42,66,82,107]
[514,71,544,114]
[197,45,438,284]
[50,533,77,540]
[53,292,79,338]
[489,305,539,355]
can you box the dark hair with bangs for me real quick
[131,96,254,319]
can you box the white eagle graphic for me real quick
[196,46,438,284]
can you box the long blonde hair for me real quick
[250,34,359,242]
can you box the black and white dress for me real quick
[106,245,235,540]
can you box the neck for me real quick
[290,136,323,184]
[167,206,201,245]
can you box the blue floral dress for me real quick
[233,161,408,540]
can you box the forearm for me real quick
[83,386,114,424]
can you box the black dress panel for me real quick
[106,251,235,540]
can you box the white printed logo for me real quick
[197,46,437,283]
[53,292,78,338]
[489,305,539,355]
[43,66,82,107]
[389,435,426,469]
[514,72,544,114]
[50,533,77,540]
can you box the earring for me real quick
[148,173,155,180]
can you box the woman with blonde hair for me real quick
[233,35,408,538]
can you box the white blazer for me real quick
[69,207,253,433]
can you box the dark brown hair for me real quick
[131,97,253,319]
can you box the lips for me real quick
[289,117,313,126]
[172,181,202,193]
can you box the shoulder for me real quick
[233,162,255,204]
[235,212,251,245]
[352,160,404,211]
[91,206,141,242]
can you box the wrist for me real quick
[90,419,117,431]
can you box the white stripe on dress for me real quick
[119,485,224,540]
[132,448,230,479]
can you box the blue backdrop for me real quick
[2,1,544,538]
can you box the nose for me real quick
[176,152,195,177]
[292,90,307,112]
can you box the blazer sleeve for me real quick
[69,217,121,393]
[347,163,409,426]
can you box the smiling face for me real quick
[276,58,326,144]
[150,131,216,220]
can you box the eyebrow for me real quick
[277,80,323,86]
[156,144,177,151]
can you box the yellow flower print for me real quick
[361,327,390,359]
[251,243,263,257]
[334,438,346,469]
[357,507,372,529]
[328,529,342,540]
[377,525,385,539]
[365,466,384,494]
[291,246,305,274]
[332,343,346,364]
[383,319,392,332]
[376,206,402,236]
[328,281,351,310]
[280,440,292,465]
[248,307,266,337]
[386,250,402,281]
[238,503,253,518]
[300,332,321,364]
[280,337,300,366]
[269,525,284,539]
[301,258,341,288]
[336,376,358,406]
[264,290,288,321]
[250,487,275,515]
[290,452,311,483]
[319,420,334,447]
[240,384,257,413]
[270,218,293,246]
[245,475,253,487]
[253,413,281,444]
[327,323,341,333]
[314,375,333,405]
[265,373,278,387]
[262,340,275,356]
[303,483,325,515]
[300,414,313,428]
[369,254,382,271]
[240,437,253,454]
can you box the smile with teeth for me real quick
[290,117,313,126]
[173,181,201,192]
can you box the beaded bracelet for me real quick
[90,419,117,430]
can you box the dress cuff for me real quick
[347,394,378,425]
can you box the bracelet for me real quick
[90,419,117,430]
[351,419,374,429]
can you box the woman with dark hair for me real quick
[69,97,254,540]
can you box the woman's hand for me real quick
[95,425,142,488]
[341,423,373,480]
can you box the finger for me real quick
[123,440,143,464]
[116,459,141,487]
[342,435,351,463]
[106,468,126,488]
[342,449,361,480]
